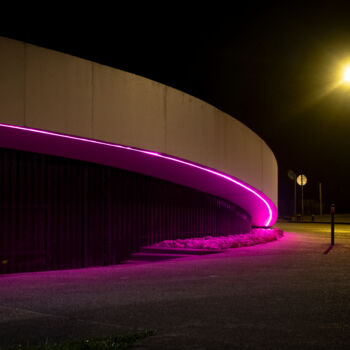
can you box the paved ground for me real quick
[1,222,350,349]
[282,213,350,223]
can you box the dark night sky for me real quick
[2,4,350,214]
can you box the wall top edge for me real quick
[0,35,274,156]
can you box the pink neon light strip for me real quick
[0,123,274,226]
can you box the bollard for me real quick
[330,204,335,245]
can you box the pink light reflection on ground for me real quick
[0,123,277,227]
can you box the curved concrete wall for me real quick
[0,36,278,215]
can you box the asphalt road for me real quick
[1,222,350,349]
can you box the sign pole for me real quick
[294,178,297,218]
[296,173,307,222]
[287,170,298,219]
[319,182,323,216]
[301,174,304,220]
[331,204,335,245]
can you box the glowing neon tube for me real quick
[0,123,277,227]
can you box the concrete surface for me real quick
[1,223,350,349]
[93,63,166,151]
[282,213,350,224]
[25,42,93,137]
[0,36,277,206]
[0,37,25,125]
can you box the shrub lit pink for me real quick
[151,228,283,250]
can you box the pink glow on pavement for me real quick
[0,123,277,227]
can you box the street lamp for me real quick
[343,65,350,83]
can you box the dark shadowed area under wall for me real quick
[0,147,251,274]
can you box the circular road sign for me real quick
[296,174,307,186]
[288,170,296,180]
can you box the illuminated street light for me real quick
[343,65,350,83]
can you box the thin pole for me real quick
[294,178,297,218]
[301,175,304,220]
[319,182,323,216]
[331,203,335,245]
